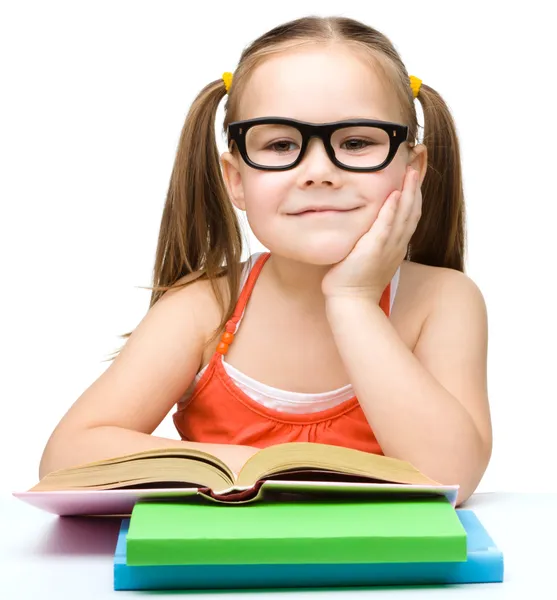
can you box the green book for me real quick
[126,497,466,566]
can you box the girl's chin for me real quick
[267,235,358,266]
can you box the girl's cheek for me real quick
[359,173,399,207]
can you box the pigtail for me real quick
[107,79,243,360]
[409,84,466,272]
[150,79,243,310]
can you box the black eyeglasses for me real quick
[227,117,409,173]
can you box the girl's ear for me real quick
[221,152,246,211]
[409,144,428,185]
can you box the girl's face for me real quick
[221,44,426,265]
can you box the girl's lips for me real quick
[291,207,361,216]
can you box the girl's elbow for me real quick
[455,484,475,507]
[454,445,492,507]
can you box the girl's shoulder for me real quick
[170,258,251,333]
[399,259,464,294]
[393,260,485,347]
[400,260,482,303]
[170,269,235,328]
[170,259,251,366]
[397,260,486,349]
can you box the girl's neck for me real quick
[264,253,330,312]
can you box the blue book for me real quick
[113,510,503,590]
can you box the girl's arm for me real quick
[325,269,492,506]
[39,280,258,480]
[39,427,257,479]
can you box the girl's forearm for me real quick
[38,425,257,479]
[326,295,487,502]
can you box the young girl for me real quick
[39,16,492,506]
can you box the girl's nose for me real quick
[297,138,342,187]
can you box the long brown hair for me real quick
[111,15,466,359]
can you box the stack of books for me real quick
[13,441,503,590]
[114,497,503,591]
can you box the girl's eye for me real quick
[266,140,298,153]
[341,138,376,151]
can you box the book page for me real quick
[236,442,441,488]
[29,448,236,492]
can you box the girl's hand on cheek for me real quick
[321,166,422,303]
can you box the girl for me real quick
[39,16,492,506]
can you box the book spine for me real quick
[115,551,504,591]
[199,480,264,503]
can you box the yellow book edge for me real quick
[29,442,448,496]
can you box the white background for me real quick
[1,1,555,494]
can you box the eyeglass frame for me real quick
[226,116,410,173]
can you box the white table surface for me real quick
[2,492,555,599]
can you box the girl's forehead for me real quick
[238,45,402,123]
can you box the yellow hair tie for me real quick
[222,71,422,99]
[409,75,422,99]
[222,72,233,93]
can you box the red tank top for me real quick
[173,252,391,454]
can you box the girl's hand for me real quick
[321,166,422,303]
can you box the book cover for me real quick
[12,480,459,516]
[114,509,503,590]
[126,496,467,566]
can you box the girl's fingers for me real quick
[373,191,400,246]
[393,167,420,240]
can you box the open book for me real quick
[31,442,444,494]
[18,443,459,515]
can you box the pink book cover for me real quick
[12,481,459,516]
